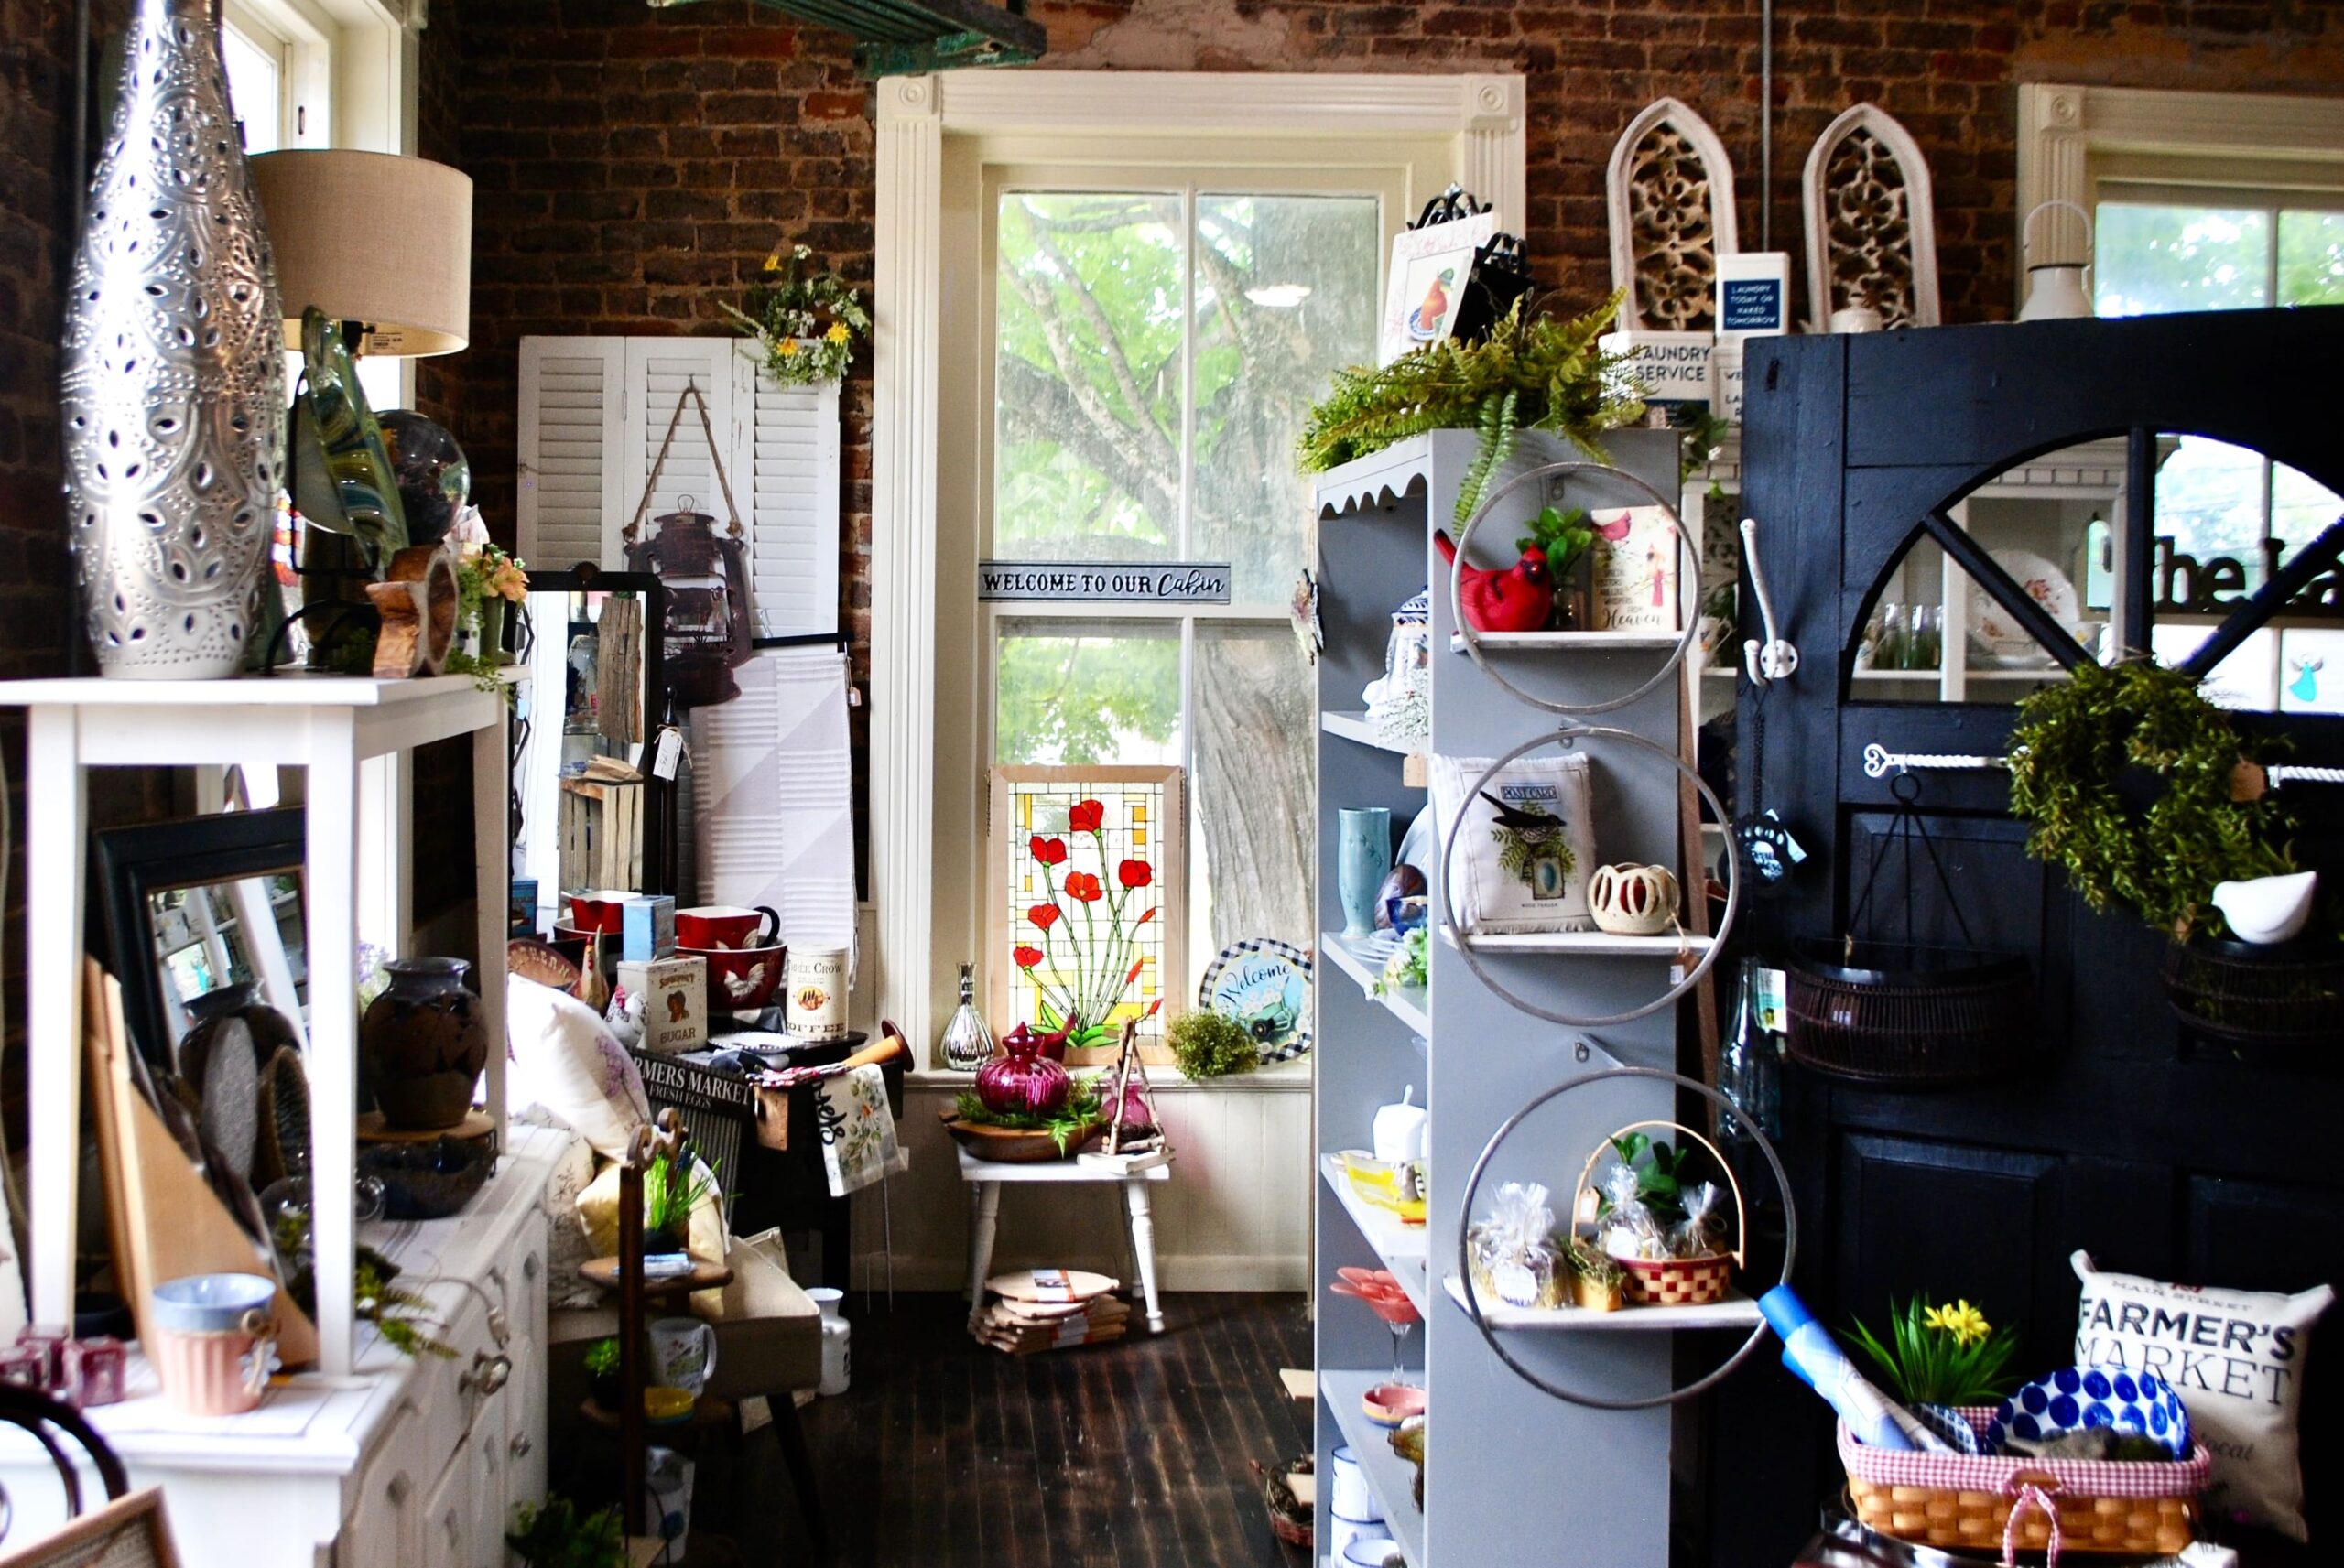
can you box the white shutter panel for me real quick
[624,340,742,553]
[732,346,841,640]
[515,336,625,569]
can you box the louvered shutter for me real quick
[732,347,841,640]
[515,336,625,569]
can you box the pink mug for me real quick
[675,904,780,951]
[150,1316,274,1416]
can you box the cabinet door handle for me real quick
[524,1253,540,1281]
[461,1351,512,1396]
[509,1434,534,1459]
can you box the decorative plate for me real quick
[1200,937,1314,1063]
[1985,1365,2192,1459]
[1967,549,2081,666]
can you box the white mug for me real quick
[646,1316,718,1395]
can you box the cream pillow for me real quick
[536,1124,602,1312]
[506,974,649,1160]
[2073,1249,2334,1541]
[1430,752,1599,934]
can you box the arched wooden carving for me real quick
[1606,98,1742,332]
[1801,104,1940,330]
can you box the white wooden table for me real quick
[956,1146,1173,1334]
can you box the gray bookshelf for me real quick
[1312,426,1731,1567]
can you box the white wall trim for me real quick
[870,70,1525,1054]
[2016,82,2344,310]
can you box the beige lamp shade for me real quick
[250,149,472,357]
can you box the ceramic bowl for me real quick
[1342,1537,1403,1568]
[1362,1382,1427,1429]
[683,942,787,1011]
[645,1385,694,1425]
[150,1272,276,1334]
[675,904,780,950]
[1985,1365,2191,1459]
[566,890,637,935]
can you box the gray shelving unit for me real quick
[1313,426,1741,1566]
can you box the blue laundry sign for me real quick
[1719,276,1785,333]
[980,561,1232,603]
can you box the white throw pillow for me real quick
[536,1124,602,1311]
[2072,1249,2334,1541]
[1429,752,1599,934]
[506,974,649,1161]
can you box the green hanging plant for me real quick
[2004,660,2293,937]
[1297,294,1643,526]
[722,243,869,386]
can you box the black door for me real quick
[1711,308,2344,1567]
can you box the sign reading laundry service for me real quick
[979,561,1232,604]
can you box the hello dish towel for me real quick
[690,647,857,971]
[814,1064,905,1197]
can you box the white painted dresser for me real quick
[0,1124,571,1568]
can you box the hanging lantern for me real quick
[622,385,759,708]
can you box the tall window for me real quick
[2092,183,2344,709]
[985,178,1382,1006]
[222,0,331,155]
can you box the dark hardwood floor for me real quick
[766,1291,1313,1568]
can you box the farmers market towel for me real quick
[814,1064,906,1197]
[690,648,857,969]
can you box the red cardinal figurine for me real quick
[1435,528,1556,633]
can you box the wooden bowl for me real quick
[939,1116,1104,1163]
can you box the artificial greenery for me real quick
[953,1073,1107,1153]
[1298,294,1643,527]
[507,1496,625,1568]
[1670,400,1733,491]
[722,243,869,386]
[2005,660,2292,936]
[582,1336,621,1379]
[275,1205,454,1361]
[1563,1238,1625,1287]
[1597,1131,1693,1230]
[1515,503,1596,576]
[1372,925,1429,998]
[1849,1296,2022,1407]
[643,1150,718,1241]
[1166,1009,1260,1079]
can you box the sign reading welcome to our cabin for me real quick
[979,561,1232,604]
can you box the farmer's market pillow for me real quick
[2073,1249,2334,1541]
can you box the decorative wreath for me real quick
[2005,661,2291,936]
[722,243,869,386]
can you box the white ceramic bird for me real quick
[2212,871,2317,946]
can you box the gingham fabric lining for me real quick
[1838,1410,2212,1498]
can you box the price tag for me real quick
[651,725,684,781]
[1756,968,1789,1033]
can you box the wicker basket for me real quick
[2160,934,2344,1053]
[1839,1411,2209,1562]
[1574,1118,1742,1308]
[1786,939,2035,1088]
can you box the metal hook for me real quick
[1738,516,1799,687]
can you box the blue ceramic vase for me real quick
[1338,807,1394,938]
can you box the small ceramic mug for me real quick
[674,904,780,951]
[151,1272,278,1417]
[646,1316,718,1396]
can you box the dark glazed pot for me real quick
[178,981,300,1084]
[359,957,488,1130]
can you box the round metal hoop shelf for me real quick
[1438,724,1740,1028]
[1449,460,1702,717]
[1455,1066,1797,1411]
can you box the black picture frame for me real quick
[516,567,675,895]
[96,806,309,1070]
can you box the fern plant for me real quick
[1298,293,1643,526]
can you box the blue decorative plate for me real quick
[1200,938,1313,1063]
[1985,1365,2191,1459]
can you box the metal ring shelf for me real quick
[1438,724,1741,1028]
[1449,460,1703,717]
[1454,1067,1797,1411]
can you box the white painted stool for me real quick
[956,1146,1173,1335]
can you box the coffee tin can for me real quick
[785,947,849,1039]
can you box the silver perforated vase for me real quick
[62,0,285,678]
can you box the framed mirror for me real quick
[513,568,673,930]
[96,806,309,1072]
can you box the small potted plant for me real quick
[582,1336,621,1411]
[1847,1295,2020,1442]
[1514,504,1598,628]
[508,1496,624,1568]
[1564,1240,1625,1312]
[1166,1010,1258,1079]
[640,1150,714,1256]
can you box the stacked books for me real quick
[974,1268,1129,1356]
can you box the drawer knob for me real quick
[509,1434,534,1459]
[462,1351,512,1396]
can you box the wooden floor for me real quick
[775,1292,1312,1568]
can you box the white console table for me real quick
[0,674,511,1375]
[0,1124,570,1568]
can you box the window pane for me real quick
[2095,204,2270,317]
[994,193,1184,562]
[2279,210,2344,306]
[2273,460,2343,548]
[994,618,1179,766]
[2152,623,2277,711]
[222,24,280,154]
[2155,435,2267,581]
[1188,622,1314,979]
[1191,193,1382,603]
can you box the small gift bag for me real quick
[1466,1181,1566,1310]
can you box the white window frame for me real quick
[872,71,1525,1052]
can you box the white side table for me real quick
[955,1146,1173,1335]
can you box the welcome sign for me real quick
[980,562,1232,604]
